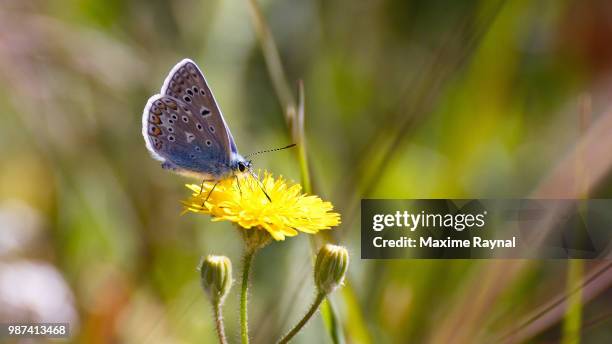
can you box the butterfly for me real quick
[142,59,253,184]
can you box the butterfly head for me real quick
[231,153,253,175]
[236,160,252,173]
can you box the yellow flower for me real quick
[182,172,341,240]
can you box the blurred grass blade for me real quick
[320,299,344,344]
[341,284,373,344]
[246,0,311,192]
[561,95,590,344]
[562,260,583,344]
[246,0,296,124]
[295,80,311,193]
[494,262,612,343]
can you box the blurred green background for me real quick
[1,0,612,343]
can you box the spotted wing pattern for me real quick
[143,94,230,178]
[161,59,239,155]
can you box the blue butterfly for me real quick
[142,59,252,182]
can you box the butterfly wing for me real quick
[142,94,231,179]
[161,59,239,156]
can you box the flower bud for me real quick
[199,255,232,304]
[314,244,349,294]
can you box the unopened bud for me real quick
[199,255,232,304]
[314,244,349,294]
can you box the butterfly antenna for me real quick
[245,143,297,159]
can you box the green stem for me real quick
[277,292,326,344]
[241,251,255,344]
[213,302,228,344]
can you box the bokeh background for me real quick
[1,0,612,343]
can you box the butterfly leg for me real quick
[248,170,272,202]
[234,174,243,198]
[202,180,220,206]
[258,182,272,202]
[197,178,216,196]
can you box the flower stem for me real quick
[241,251,255,344]
[213,302,228,344]
[277,292,326,344]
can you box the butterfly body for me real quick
[142,59,251,181]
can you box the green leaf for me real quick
[320,298,345,344]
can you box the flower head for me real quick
[199,255,232,304]
[183,172,341,240]
[314,244,349,294]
